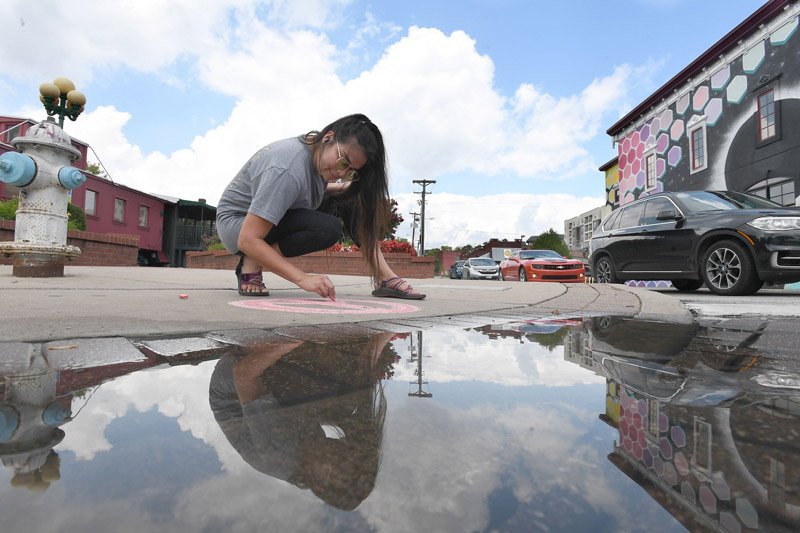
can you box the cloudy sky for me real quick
[1,0,765,248]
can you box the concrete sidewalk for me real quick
[0,265,693,342]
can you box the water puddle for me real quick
[0,315,798,532]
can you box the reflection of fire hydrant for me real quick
[0,349,71,492]
[0,118,86,277]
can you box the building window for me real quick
[757,89,777,143]
[748,177,795,206]
[4,123,21,143]
[139,205,149,227]
[647,400,660,438]
[645,152,656,189]
[85,189,97,216]
[693,417,712,473]
[688,119,708,174]
[114,198,126,223]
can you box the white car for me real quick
[462,257,500,280]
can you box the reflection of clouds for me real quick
[59,361,246,470]
[35,332,673,531]
[358,388,662,532]
[392,330,602,387]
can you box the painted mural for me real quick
[616,14,800,206]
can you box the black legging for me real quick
[265,194,360,257]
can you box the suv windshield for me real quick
[676,191,783,212]
[470,258,496,266]
[519,250,561,260]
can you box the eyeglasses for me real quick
[335,141,359,182]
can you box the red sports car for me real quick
[499,249,586,283]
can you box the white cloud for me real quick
[394,192,604,248]
[2,1,643,245]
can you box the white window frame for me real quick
[85,189,97,216]
[692,417,713,475]
[114,198,126,223]
[687,116,708,174]
[138,205,149,227]
[644,148,657,190]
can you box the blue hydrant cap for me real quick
[0,405,20,442]
[42,402,72,426]
[0,151,36,187]
[58,166,86,190]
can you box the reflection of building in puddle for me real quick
[564,317,800,531]
[0,338,160,491]
[476,317,583,347]
[209,332,401,510]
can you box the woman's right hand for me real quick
[297,273,337,300]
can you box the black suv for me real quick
[589,191,800,295]
[449,260,465,279]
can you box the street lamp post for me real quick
[38,77,86,129]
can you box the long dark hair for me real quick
[304,114,389,279]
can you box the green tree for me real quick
[530,228,570,257]
[383,198,404,240]
[84,162,105,177]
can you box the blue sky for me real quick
[0,0,766,247]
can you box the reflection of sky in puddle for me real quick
[3,317,798,532]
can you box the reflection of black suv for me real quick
[589,191,800,295]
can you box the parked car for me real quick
[462,257,500,280]
[579,258,592,280]
[499,249,586,282]
[449,260,465,279]
[589,190,800,296]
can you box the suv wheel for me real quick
[670,279,704,291]
[594,256,619,284]
[519,268,527,282]
[700,240,760,296]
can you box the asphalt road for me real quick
[655,286,800,318]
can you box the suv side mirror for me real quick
[656,209,682,221]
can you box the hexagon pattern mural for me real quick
[726,75,747,104]
[693,85,709,111]
[710,65,730,90]
[705,98,723,126]
[616,24,799,204]
[670,119,684,141]
[676,93,690,115]
[770,16,798,45]
[742,40,765,73]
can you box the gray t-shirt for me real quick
[215,137,325,253]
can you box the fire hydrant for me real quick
[0,118,86,277]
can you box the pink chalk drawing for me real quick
[229,298,420,314]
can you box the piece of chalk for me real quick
[179,294,189,299]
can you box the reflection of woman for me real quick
[209,333,398,510]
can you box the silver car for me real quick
[462,257,500,280]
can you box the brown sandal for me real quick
[236,257,269,296]
[372,277,425,300]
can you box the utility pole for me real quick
[410,211,419,250]
[412,179,436,256]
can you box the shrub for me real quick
[0,198,18,221]
[67,202,86,231]
[0,198,86,231]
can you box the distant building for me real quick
[437,250,461,275]
[564,205,611,258]
[0,114,215,266]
